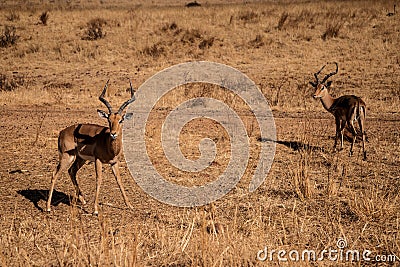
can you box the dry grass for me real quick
[0,0,399,266]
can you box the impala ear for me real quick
[309,81,316,87]
[123,112,133,121]
[326,81,332,88]
[97,109,109,119]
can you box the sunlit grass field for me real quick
[0,0,399,266]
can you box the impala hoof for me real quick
[77,195,86,205]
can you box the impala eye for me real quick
[119,119,124,123]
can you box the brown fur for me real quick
[313,83,367,160]
[47,84,135,214]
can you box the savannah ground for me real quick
[0,0,399,266]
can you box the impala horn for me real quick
[310,64,326,87]
[117,79,136,114]
[99,79,113,113]
[320,62,338,84]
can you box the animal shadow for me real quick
[17,189,71,212]
[258,137,326,152]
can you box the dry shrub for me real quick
[198,37,214,49]
[0,26,19,47]
[180,29,203,44]
[180,29,214,49]
[39,11,49,25]
[160,22,180,33]
[141,42,165,58]
[322,23,342,40]
[83,18,107,40]
[184,29,214,49]
[276,12,289,30]
[0,73,24,92]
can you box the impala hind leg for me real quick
[339,120,346,151]
[111,162,134,210]
[359,109,367,160]
[47,153,75,212]
[68,156,87,205]
[348,121,357,157]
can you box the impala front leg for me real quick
[333,117,341,152]
[111,161,134,210]
[94,158,103,215]
[47,154,75,212]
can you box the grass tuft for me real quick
[83,18,107,40]
[0,25,19,48]
[39,11,49,25]
[276,12,289,30]
[321,23,342,40]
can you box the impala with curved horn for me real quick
[47,80,136,214]
[310,62,367,160]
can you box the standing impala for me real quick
[47,80,135,214]
[310,62,367,160]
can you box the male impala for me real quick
[47,80,135,214]
[310,62,367,160]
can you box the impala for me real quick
[47,80,135,214]
[310,62,367,160]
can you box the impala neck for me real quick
[319,90,335,112]
[107,132,123,157]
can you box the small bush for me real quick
[322,23,342,40]
[39,11,49,25]
[0,26,19,48]
[198,37,214,49]
[160,22,182,35]
[0,74,24,92]
[142,42,165,58]
[83,18,107,40]
[161,22,178,32]
[180,29,202,44]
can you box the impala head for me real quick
[310,62,338,99]
[97,79,135,140]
